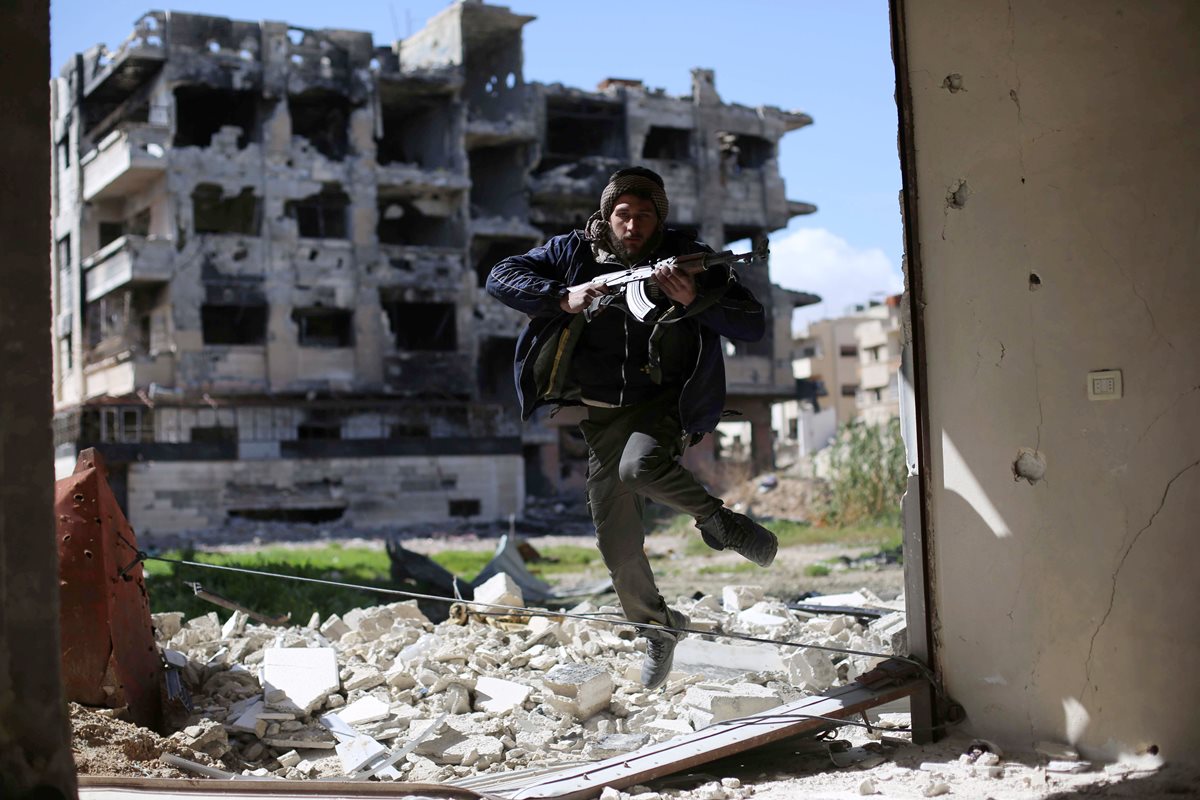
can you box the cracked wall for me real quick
[901,0,1200,762]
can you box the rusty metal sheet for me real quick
[57,448,163,730]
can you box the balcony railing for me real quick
[81,124,168,201]
[81,235,173,302]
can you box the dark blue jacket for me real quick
[485,228,765,435]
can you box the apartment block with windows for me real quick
[50,3,816,536]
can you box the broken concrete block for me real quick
[443,683,472,715]
[683,683,782,728]
[869,611,907,655]
[319,614,351,641]
[336,733,388,773]
[261,647,340,714]
[722,585,764,612]
[474,676,531,714]
[387,600,429,624]
[444,735,504,768]
[152,612,184,641]
[674,638,786,677]
[221,610,248,639]
[339,695,391,726]
[385,663,416,689]
[738,601,791,628]
[473,572,524,609]
[276,750,301,768]
[227,698,267,734]
[782,647,839,692]
[544,663,613,720]
[343,666,385,692]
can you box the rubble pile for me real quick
[154,581,906,783]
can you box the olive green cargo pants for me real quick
[579,392,723,632]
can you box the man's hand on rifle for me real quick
[652,262,697,308]
[560,280,611,314]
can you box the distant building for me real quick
[49,3,817,536]
[773,313,867,461]
[854,295,904,425]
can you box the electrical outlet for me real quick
[1088,369,1122,401]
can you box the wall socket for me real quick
[1088,369,1122,401]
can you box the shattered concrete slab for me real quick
[152,584,907,784]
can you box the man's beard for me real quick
[610,228,662,264]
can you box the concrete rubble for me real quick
[155,583,905,783]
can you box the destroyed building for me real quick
[48,2,817,536]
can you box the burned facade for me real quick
[50,2,815,536]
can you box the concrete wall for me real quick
[128,454,524,536]
[900,0,1200,761]
[0,0,77,795]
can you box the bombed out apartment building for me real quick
[49,1,817,535]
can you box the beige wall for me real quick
[902,0,1200,760]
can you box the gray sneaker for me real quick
[640,608,689,690]
[697,507,779,567]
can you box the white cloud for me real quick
[760,227,903,333]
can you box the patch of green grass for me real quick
[804,563,832,577]
[657,513,902,558]
[427,549,493,579]
[142,541,608,623]
[143,545,396,623]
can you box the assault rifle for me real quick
[575,238,769,323]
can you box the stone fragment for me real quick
[443,683,472,714]
[474,676,531,714]
[339,695,391,726]
[221,610,248,639]
[319,614,351,641]
[261,647,340,714]
[682,683,782,728]
[153,612,184,640]
[782,647,838,692]
[922,782,951,797]
[473,572,525,609]
[544,663,613,720]
[738,601,791,628]
[343,666,384,692]
[722,585,764,612]
[858,778,877,795]
[444,735,504,768]
[336,733,387,773]
[1047,760,1091,773]
[869,611,907,654]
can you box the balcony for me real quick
[82,235,173,303]
[860,361,895,392]
[81,124,168,202]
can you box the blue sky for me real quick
[51,1,903,326]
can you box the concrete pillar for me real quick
[743,398,775,476]
[0,1,78,797]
